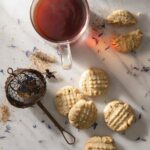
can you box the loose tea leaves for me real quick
[138,113,142,120]
[25,51,32,57]
[0,69,4,74]
[135,137,141,141]
[33,125,37,128]
[91,122,98,130]
[98,33,104,37]
[145,91,150,97]
[45,69,56,79]
[141,106,145,111]
[141,66,150,72]
[47,124,51,129]
[127,65,150,77]
[141,138,147,142]
[41,120,45,123]
[39,140,44,143]
[92,37,99,45]
[135,137,147,142]
[5,125,11,133]
[64,120,69,125]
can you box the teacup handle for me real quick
[57,43,72,70]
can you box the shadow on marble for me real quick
[89,11,106,32]
[137,13,150,35]
[83,109,115,138]
[46,75,64,83]
[123,111,148,141]
[115,141,126,150]
[110,75,148,109]
[136,35,150,56]
[72,44,103,69]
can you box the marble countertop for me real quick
[0,0,150,149]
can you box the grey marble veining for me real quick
[0,0,150,150]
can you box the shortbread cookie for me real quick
[68,100,98,129]
[107,10,137,26]
[55,86,84,116]
[104,100,135,132]
[111,29,143,53]
[80,68,109,97]
[85,136,116,150]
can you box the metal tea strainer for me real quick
[5,67,75,145]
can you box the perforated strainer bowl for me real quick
[5,67,75,145]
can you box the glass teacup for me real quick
[30,0,89,69]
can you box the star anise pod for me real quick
[45,69,56,79]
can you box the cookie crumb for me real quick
[0,105,10,123]
[30,51,55,72]
[137,12,143,16]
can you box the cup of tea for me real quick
[30,0,89,69]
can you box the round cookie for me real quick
[55,86,84,116]
[106,9,137,26]
[111,29,143,53]
[80,68,109,97]
[68,99,98,129]
[104,100,135,132]
[85,136,116,150]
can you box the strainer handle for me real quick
[7,67,17,76]
[37,102,75,145]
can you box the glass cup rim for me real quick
[30,0,90,45]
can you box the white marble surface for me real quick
[0,0,150,149]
